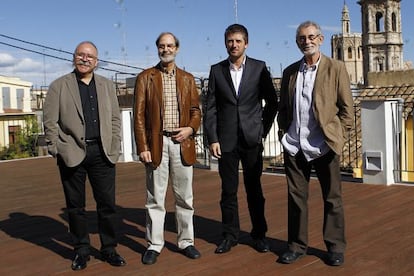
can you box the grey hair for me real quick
[73,41,98,56]
[155,32,180,48]
[296,21,322,38]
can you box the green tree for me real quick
[0,115,40,160]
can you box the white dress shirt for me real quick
[229,56,246,96]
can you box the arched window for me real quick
[337,47,342,60]
[377,56,384,71]
[348,47,353,59]
[375,12,384,32]
[392,13,397,31]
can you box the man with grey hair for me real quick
[44,41,126,270]
[277,21,353,266]
[134,32,202,265]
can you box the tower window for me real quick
[375,12,384,32]
[337,47,342,60]
[392,13,397,31]
[348,47,353,59]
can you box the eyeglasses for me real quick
[75,52,97,61]
[297,34,321,43]
[157,44,176,50]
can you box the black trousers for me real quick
[58,143,118,256]
[283,150,346,254]
[218,139,267,241]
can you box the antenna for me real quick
[114,0,128,65]
[234,0,238,23]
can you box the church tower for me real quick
[331,2,364,85]
[358,0,404,82]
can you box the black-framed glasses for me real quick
[75,52,97,61]
[297,34,321,43]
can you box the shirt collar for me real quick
[229,56,246,70]
[156,62,176,76]
[300,56,320,73]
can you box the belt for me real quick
[162,131,177,137]
[85,138,99,145]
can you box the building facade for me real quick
[331,3,364,85]
[0,75,34,149]
[358,0,404,83]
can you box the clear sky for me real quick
[1,0,413,87]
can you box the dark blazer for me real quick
[277,54,354,155]
[43,72,121,167]
[204,56,278,151]
[133,66,201,168]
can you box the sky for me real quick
[1,0,413,87]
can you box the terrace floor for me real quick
[1,157,413,275]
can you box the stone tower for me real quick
[331,2,364,85]
[358,0,404,82]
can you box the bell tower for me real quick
[358,0,404,81]
[331,2,363,84]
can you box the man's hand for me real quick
[209,142,222,159]
[139,151,152,163]
[172,127,193,143]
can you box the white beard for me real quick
[159,53,176,63]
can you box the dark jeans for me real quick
[58,143,118,256]
[218,139,267,241]
[284,150,346,253]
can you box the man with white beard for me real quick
[133,32,202,265]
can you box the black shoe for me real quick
[253,238,270,253]
[101,251,126,267]
[181,245,201,259]
[215,239,238,254]
[280,250,305,264]
[71,254,90,271]
[327,252,344,266]
[142,249,160,265]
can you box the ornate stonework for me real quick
[358,0,404,82]
[331,3,364,85]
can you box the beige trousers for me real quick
[145,136,195,252]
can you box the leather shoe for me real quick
[142,249,160,265]
[71,254,90,271]
[215,239,238,254]
[101,252,126,267]
[181,245,201,259]
[280,250,305,264]
[327,252,344,266]
[253,238,270,253]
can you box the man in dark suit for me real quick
[204,24,278,254]
[43,41,126,270]
[277,21,354,266]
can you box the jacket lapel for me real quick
[238,57,250,98]
[176,68,184,113]
[221,60,238,99]
[151,67,163,119]
[313,54,327,96]
[67,73,84,121]
[288,62,300,105]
